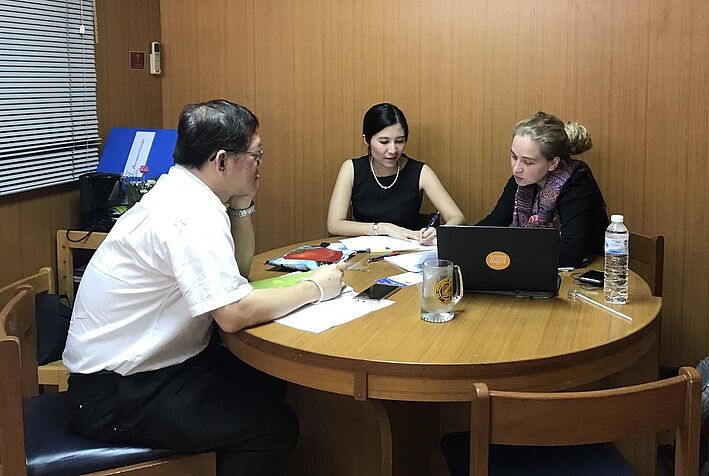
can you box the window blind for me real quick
[0,0,100,196]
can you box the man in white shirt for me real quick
[63,99,345,476]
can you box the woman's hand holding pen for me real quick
[416,211,440,246]
[418,227,437,246]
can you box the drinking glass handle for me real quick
[452,265,464,304]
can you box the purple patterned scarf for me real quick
[513,159,588,228]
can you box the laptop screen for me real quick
[437,226,560,297]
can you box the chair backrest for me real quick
[470,367,701,476]
[0,287,33,476]
[0,267,55,306]
[1,285,39,398]
[629,232,664,297]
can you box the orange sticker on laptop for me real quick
[485,251,511,270]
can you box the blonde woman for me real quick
[477,111,609,267]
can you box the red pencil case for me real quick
[282,246,343,263]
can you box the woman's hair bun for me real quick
[565,121,593,155]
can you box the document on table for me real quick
[376,271,423,287]
[275,288,394,333]
[340,236,435,253]
[384,250,437,272]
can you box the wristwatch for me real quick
[226,201,256,219]
[372,222,380,235]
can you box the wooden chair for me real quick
[440,367,701,476]
[0,267,69,391]
[629,232,664,297]
[0,285,217,476]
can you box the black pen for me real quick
[424,211,440,232]
[368,252,400,263]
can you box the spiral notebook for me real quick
[437,226,560,297]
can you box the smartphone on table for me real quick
[354,283,400,301]
[578,270,604,287]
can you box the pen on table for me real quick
[344,249,370,260]
[368,252,400,263]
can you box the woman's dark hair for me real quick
[173,99,259,169]
[362,103,409,144]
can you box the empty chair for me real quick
[629,232,664,297]
[0,284,216,476]
[441,367,700,475]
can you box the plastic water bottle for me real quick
[604,214,629,304]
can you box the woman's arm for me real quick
[476,176,516,226]
[419,165,466,225]
[326,160,374,236]
[326,160,419,240]
[556,174,597,268]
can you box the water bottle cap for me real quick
[610,214,624,223]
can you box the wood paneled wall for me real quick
[160,0,709,367]
[0,0,162,287]
[96,0,162,141]
[0,185,80,286]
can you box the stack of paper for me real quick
[376,272,423,287]
[276,288,394,333]
[340,236,434,253]
[383,250,437,272]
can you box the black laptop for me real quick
[437,226,561,297]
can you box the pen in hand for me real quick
[418,211,440,243]
[424,211,441,232]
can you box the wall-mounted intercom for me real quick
[150,41,161,75]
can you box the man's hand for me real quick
[310,261,347,301]
[228,194,254,210]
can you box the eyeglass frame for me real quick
[209,147,264,164]
[224,148,264,164]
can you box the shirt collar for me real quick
[168,164,226,211]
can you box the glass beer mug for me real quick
[420,259,464,323]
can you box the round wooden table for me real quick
[221,240,662,476]
[223,241,661,399]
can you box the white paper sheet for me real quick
[383,250,437,272]
[275,288,394,333]
[340,236,435,253]
[376,272,423,287]
[123,131,156,177]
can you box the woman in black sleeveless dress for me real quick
[327,103,465,245]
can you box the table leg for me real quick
[282,385,393,476]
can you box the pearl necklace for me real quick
[369,156,400,190]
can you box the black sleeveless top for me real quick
[351,155,425,230]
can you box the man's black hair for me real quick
[173,99,259,169]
